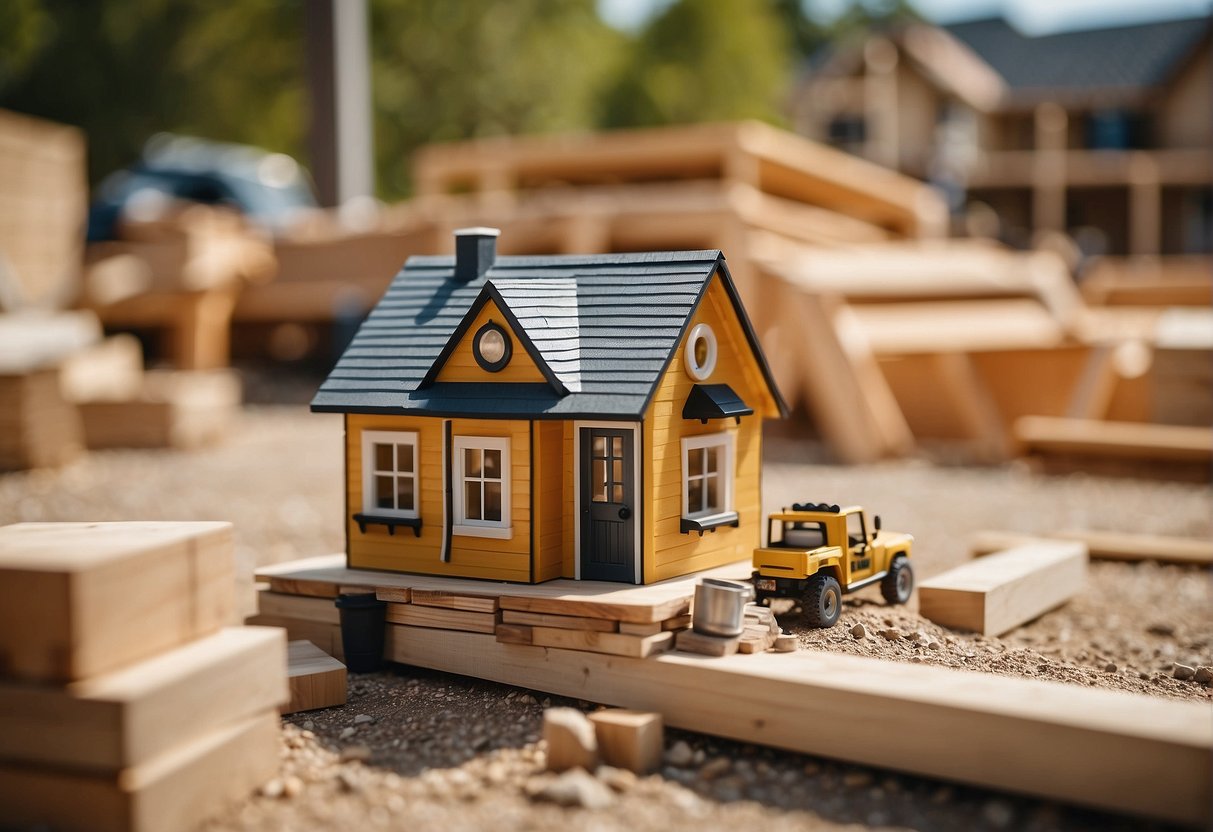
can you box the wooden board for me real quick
[0,709,280,832]
[530,626,673,658]
[1014,416,1213,463]
[385,604,499,634]
[970,529,1213,567]
[0,368,85,470]
[589,709,663,774]
[495,623,534,645]
[406,589,498,613]
[0,626,285,771]
[502,610,618,632]
[284,640,346,714]
[618,621,663,636]
[78,369,240,450]
[674,628,739,657]
[918,542,1087,636]
[257,590,340,625]
[256,553,751,625]
[0,521,236,682]
[58,334,144,403]
[384,627,1211,827]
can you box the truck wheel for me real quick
[881,557,913,605]
[803,574,842,628]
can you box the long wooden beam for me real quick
[971,529,1213,566]
[386,627,1211,827]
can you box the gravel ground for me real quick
[3,407,1210,831]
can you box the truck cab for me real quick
[752,502,913,627]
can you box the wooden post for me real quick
[1032,103,1068,236]
[1128,153,1162,257]
[863,38,900,170]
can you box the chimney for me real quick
[453,227,500,282]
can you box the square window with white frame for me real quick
[681,432,734,520]
[453,435,512,538]
[361,430,419,518]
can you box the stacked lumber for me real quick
[0,311,100,470]
[673,603,781,656]
[0,109,86,312]
[0,521,286,832]
[78,369,242,450]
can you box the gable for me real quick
[432,298,549,385]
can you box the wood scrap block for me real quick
[245,614,343,661]
[738,624,776,654]
[773,634,797,652]
[405,588,498,613]
[78,369,240,449]
[0,521,235,682]
[543,707,598,772]
[673,628,739,657]
[58,334,144,403]
[0,627,285,771]
[0,709,280,832]
[283,640,346,714]
[374,587,412,603]
[495,623,533,645]
[0,368,84,470]
[589,709,663,774]
[530,627,673,658]
[618,621,663,636]
[385,604,499,634]
[919,542,1087,636]
[662,613,692,631]
[503,609,618,632]
[257,590,340,625]
[268,576,345,598]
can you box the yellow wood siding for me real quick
[435,300,548,384]
[561,421,576,578]
[533,420,566,582]
[642,270,774,583]
[346,413,533,582]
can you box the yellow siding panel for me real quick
[641,270,769,584]
[435,300,548,384]
[346,413,533,582]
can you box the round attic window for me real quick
[473,322,512,372]
[683,323,717,381]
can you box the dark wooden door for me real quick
[579,427,636,582]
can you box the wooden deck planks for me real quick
[384,626,1212,827]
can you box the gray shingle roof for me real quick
[945,16,1210,93]
[311,250,786,420]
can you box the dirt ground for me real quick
[3,407,1210,831]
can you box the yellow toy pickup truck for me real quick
[751,502,914,627]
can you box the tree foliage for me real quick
[600,0,791,129]
[0,0,911,200]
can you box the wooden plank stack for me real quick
[0,522,287,832]
[78,368,242,450]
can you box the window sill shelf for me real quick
[353,513,422,537]
[452,524,513,540]
[680,511,740,536]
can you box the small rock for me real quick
[260,778,285,799]
[353,714,374,725]
[302,720,314,731]
[534,769,616,810]
[1173,663,1196,681]
[906,631,922,642]
[698,757,731,780]
[909,655,922,663]
[850,623,868,640]
[339,727,357,740]
[803,762,821,776]
[983,798,1015,828]
[543,708,599,772]
[337,770,361,792]
[1147,622,1175,637]
[880,628,902,641]
[1104,663,1117,673]
[927,641,942,651]
[1194,666,1213,684]
[930,785,954,805]
[282,776,304,798]
[664,740,695,768]
[842,770,873,788]
[340,744,372,762]
[596,765,637,792]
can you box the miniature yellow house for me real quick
[312,229,787,584]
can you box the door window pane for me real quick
[592,459,607,502]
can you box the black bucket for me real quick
[334,592,387,673]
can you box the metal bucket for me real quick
[692,578,755,638]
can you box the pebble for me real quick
[1104,663,1117,673]
[340,744,372,762]
[533,769,616,810]
[850,623,868,640]
[282,776,304,798]
[983,798,1016,828]
[597,766,637,793]
[664,740,695,768]
[880,628,902,641]
[842,770,873,788]
[1173,663,1196,680]
[927,641,942,650]
[339,727,357,740]
[353,714,375,725]
[1195,666,1213,684]
[698,757,731,780]
[260,778,285,799]
[1147,622,1176,636]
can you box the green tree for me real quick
[0,0,304,186]
[600,0,792,129]
[370,0,625,198]
[772,0,922,59]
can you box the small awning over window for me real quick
[682,384,754,423]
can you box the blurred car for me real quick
[87,134,318,241]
